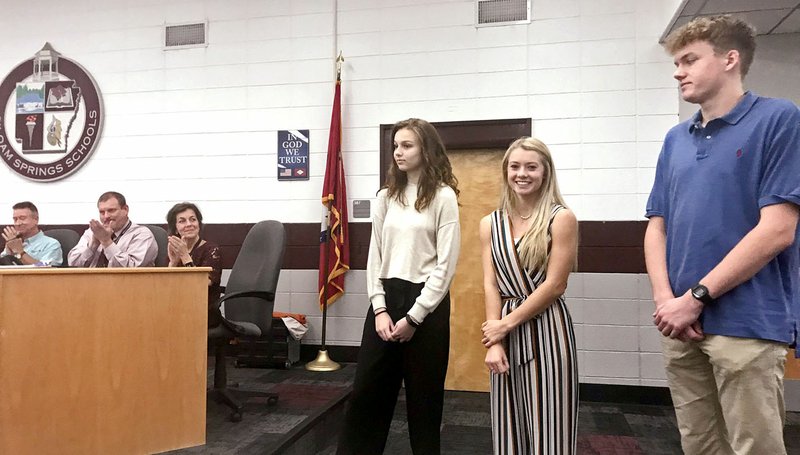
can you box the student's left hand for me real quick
[653,290,703,339]
[481,319,511,348]
[391,318,416,343]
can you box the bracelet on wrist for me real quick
[405,314,421,328]
[373,307,387,316]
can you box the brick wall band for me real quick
[39,221,646,273]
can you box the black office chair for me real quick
[208,220,285,422]
[43,229,80,267]
[143,225,168,267]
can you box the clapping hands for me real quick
[167,235,190,266]
[89,219,113,246]
[2,226,23,254]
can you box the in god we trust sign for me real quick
[277,129,309,181]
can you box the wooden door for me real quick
[445,149,504,392]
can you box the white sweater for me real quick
[367,183,461,323]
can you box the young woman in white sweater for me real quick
[337,118,461,455]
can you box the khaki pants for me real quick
[661,334,788,455]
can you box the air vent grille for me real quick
[165,23,206,47]
[477,0,530,26]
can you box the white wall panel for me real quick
[528,18,581,45]
[532,119,582,145]
[580,13,636,41]
[528,42,582,69]
[581,142,638,169]
[550,144,582,170]
[580,39,635,66]
[528,67,582,94]
[581,116,636,143]
[580,65,636,92]
[637,89,679,115]
[531,0,580,20]
[579,0,636,16]
[529,93,582,120]
[637,62,679,89]
[637,114,678,142]
[582,169,637,194]
[581,91,636,117]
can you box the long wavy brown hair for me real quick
[385,118,459,211]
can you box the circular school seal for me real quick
[0,43,103,181]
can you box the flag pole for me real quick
[306,52,345,372]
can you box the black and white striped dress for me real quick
[489,207,578,455]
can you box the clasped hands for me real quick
[375,312,416,343]
[2,226,24,254]
[482,319,511,375]
[652,291,705,342]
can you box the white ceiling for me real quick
[661,0,800,42]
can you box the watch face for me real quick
[692,287,707,299]
[692,285,712,303]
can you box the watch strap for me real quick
[691,284,714,305]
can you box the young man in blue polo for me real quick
[644,15,800,455]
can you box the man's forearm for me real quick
[701,204,798,299]
[644,217,673,300]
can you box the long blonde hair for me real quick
[500,137,568,272]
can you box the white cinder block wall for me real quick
[0,0,688,387]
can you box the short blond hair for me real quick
[664,15,756,78]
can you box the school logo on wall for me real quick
[0,43,103,181]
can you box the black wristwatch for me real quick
[690,284,714,305]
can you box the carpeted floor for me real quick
[167,362,353,454]
[171,359,800,454]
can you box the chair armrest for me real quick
[212,290,274,337]
[214,290,275,307]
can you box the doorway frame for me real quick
[378,118,532,184]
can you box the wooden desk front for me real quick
[0,267,208,454]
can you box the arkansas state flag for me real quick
[318,79,350,309]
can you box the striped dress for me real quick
[489,207,578,455]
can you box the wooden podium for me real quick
[0,267,209,454]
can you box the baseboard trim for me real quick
[580,383,673,406]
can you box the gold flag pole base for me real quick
[305,349,341,372]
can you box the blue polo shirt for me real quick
[0,230,63,266]
[646,92,800,345]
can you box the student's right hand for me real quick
[485,344,509,375]
[375,312,395,342]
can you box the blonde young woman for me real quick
[479,137,579,454]
[337,118,461,455]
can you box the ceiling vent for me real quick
[476,0,531,26]
[164,22,207,49]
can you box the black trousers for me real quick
[337,279,451,455]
